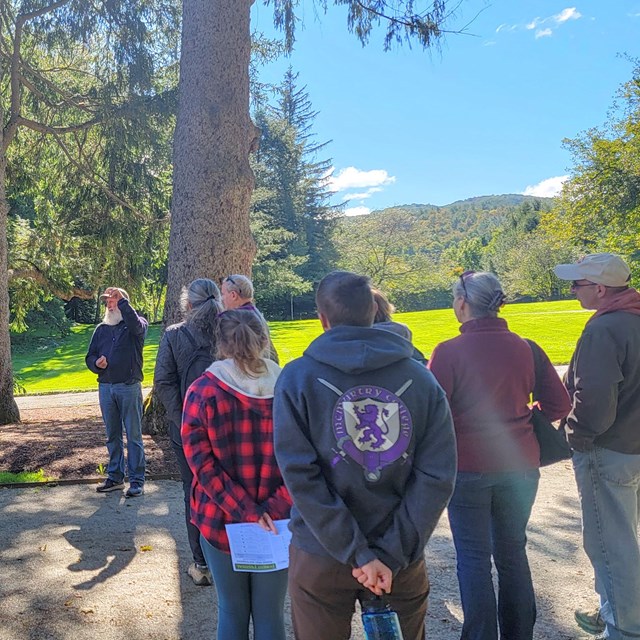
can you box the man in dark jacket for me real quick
[273,271,457,640]
[554,253,640,640]
[86,287,148,497]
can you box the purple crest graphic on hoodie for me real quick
[331,384,413,481]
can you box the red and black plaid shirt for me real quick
[181,371,291,552]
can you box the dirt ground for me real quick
[0,399,601,639]
[0,404,178,480]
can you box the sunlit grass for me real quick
[12,324,162,395]
[12,300,587,395]
[0,469,52,484]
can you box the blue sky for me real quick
[251,2,639,215]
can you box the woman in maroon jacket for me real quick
[429,271,570,640]
[182,310,292,640]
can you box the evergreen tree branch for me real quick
[8,262,93,301]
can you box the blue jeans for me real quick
[447,469,540,640]
[573,447,640,640]
[98,382,145,484]
[200,535,288,640]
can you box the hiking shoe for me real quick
[575,607,605,635]
[125,483,144,498]
[187,563,212,586]
[96,479,124,493]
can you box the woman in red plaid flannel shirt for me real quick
[181,309,292,640]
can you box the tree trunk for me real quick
[164,0,257,326]
[145,0,257,435]
[0,148,20,425]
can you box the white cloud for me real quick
[535,28,553,38]
[344,206,371,217]
[328,167,396,192]
[555,7,581,23]
[500,8,581,38]
[523,175,568,198]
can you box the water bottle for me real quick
[361,595,405,640]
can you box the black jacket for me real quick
[154,321,216,431]
[85,299,148,384]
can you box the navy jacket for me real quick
[85,299,148,384]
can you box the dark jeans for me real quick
[200,536,288,640]
[447,469,540,640]
[170,423,205,567]
[288,545,430,640]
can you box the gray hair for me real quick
[180,278,223,337]
[224,274,254,300]
[453,271,506,318]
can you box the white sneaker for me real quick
[187,562,212,586]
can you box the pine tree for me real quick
[251,69,338,317]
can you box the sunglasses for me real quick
[225,276,236,286]
[459,270,475,299]
[570,280,597,289]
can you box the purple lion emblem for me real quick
[354,404,391,450]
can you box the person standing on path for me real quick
[154,278,223,586]
[85,287,148,498]
[220,274,278,363]
[182,310,291,640]
[273,270,457,640]
[554,253,640,640]
[428,271,571,640]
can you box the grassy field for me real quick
[12,299,588,395]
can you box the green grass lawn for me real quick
[12,299,588,395]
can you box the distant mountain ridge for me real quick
[374,193,555,214]
[341,194,556,246]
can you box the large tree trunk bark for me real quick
[145,0,257,436]
[164,0,257,326]
[0,150,20,425]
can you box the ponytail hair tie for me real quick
[488,290,506,312]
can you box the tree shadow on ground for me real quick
[0,409,178,480]
[0,482,214,640]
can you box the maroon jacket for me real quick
[429,317,570,473]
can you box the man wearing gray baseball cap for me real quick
[554,253,640,640]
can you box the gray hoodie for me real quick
[273,325,457,573]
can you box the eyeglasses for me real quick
[570,280,597,290]
[459,270,475,299]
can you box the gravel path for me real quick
[0,462,597,640]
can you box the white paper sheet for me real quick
[225,519,292,572]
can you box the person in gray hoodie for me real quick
[273,270,457,640]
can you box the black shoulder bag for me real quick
[525,339,572,467]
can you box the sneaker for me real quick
[96,479,124,493]
[593,634,608,640]
[187,563,212,586]
[125,483,144,498]
[575,607,605,635]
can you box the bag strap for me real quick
[524,338,543,400]
[180,325,198,348]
